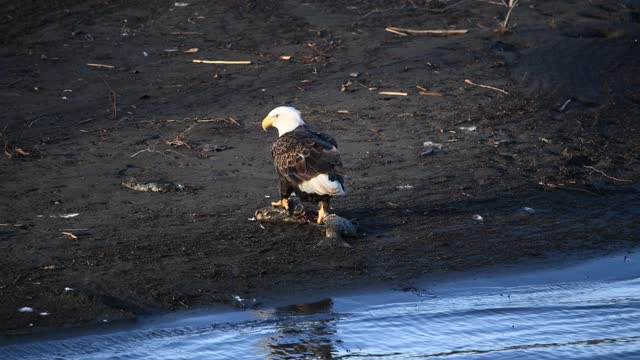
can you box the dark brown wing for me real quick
[272,127,343,185]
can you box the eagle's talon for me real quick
[271,198,289,211]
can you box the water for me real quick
[2,252,639,359]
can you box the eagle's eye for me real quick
[274,114,279,118]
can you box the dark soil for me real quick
[1,0,639,337]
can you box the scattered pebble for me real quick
[64,287,74,292]
[420,141,445,157]
[396,185,414,190]
[522,207,536,214]
[472,214,484,222]
[51,213,79,218]
[61,96,68,100]
[264,195,271,198]
[39,312,49,316]
[349,72,359,78]
[248,217,256,221]
[459,126,477,132]
[174,2,189,6]
[19,307,34,313]
[231,295,258,309]
[142,51,149,57]
[423,141,444,149]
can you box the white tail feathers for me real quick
[298,174,345,196]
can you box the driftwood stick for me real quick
[87,63,114,69]
[192,59,251,65]
[385,27,468,35]
[378,91,408,96]
[464,79,510,95]
[584,166,633,183]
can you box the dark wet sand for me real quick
[1,0,639,336]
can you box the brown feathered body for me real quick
[271,126,345,206]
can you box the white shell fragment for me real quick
[423,141,444,149]
[51,213,79,218]
[472,214,484,222]
[39,312,49,316]
[19,307,34,313]
[396,185,414,190]
[459,126,477,132]
[522,207,536,214]
[64,287,74,292]
[174,2,189,6]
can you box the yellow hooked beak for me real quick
[261,116,274,131]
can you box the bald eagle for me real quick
[262,106,345,224]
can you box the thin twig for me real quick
[379,91,408,96]
[501,0,519,29]
[385,27,468,35]
[464,79,510,95]
[584,166,633,183]
[192,59,251,65]
[99,76,117,121]
[559,99,572,112]
[87,63,114,69]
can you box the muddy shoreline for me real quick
[1,0,639,336]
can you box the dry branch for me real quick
[87,63,114,69]
[464,79,510,95]
[378,91,408,96]
[62,232,78,240]
[192,59,251,65]
[584,166,633,183]
[385,27,468,36]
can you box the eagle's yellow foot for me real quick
[317,202,327,224]
[271,198,289,211]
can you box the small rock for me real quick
[349,72,359,78]
[522,207,535,214]
[459,126,477,132]
[18,307,34,313]
[323,214,357,241]
[472,214,484,222]
[396,185,413,190]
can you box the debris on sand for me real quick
[464,79,509,95]
[192,59,251,65]
[385,27,468,36]
[472,214,484,222]
[396,184,414,190]
[320,214,357,244]
[86,63,114,69]
[522,207,536,214]
[420,141,445,157]
[18,307,34,313]
[120,177,186,192]
[231,295,258,309]
[197,144,232,159]
[459,126,477,132]
[255,207,357,244]
[51,213,80,219]
[255,207,307,224]
[61,232,78,240]
[379,91,408,96]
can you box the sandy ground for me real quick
[1,0,639,336]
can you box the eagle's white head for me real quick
[262,106,306,137]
